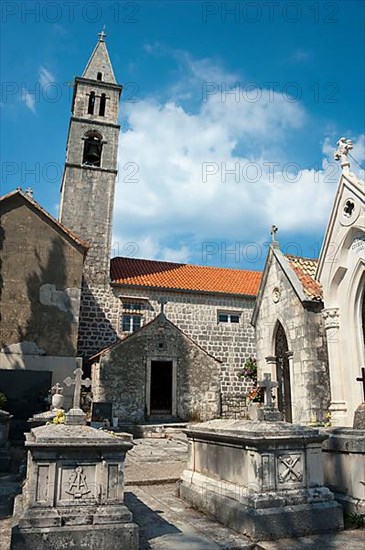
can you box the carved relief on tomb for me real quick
[277,453,303,485]
[350,231,365,257]
[59,464,96,502]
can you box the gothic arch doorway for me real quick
[275,322,292,422]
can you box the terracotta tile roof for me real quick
[110,257,261,296]
[286,255,322,301]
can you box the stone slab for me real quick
[180,482,343,541]
[10,523,138,550]
[257,529,365,550]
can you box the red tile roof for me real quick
[110,257,261,296]
[286,255,322,300]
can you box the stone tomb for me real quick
[11,424,138,549]
[180,419,343,541]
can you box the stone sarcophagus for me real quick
[180,419,343,541]
[11,424,138,549]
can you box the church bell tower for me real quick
[59,30,122,283]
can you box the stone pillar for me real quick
[322,308,347,424]
[286,351,296,422]
[265,356,277,401]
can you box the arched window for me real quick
[99,93,106,116]
[87,91,95,114]
[82,131,102,167]
[97,72,102,81]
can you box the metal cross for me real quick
[258,373,278,407]
[64,361,91,410]
[98,26,106,42]
[158,297,168,314]
[356,367,365,401]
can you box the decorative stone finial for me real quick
[98,26,106,42]
[270,225,280,249]
[334,137,353,173]
[25,187,33,198]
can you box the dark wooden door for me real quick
[275,323,292,423]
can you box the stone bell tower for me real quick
[59,30,122,283]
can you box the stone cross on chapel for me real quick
[158,297,168,314]
[334,137,353,173]
[258,372,278,408]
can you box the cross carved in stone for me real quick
[258,372,278,407]
[64,360,91,410]
[333,137,353,170]
[356,367,365,401]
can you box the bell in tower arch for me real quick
[82,131,103,167]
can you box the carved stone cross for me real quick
[258,372,278,407]
[271,225,278,242]
[334,137,353,172]
[64,360,91,411]
[356,367,365,401]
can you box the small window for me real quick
[97,72,102,81]
[99,93,106,116]
[123,302,143,311]
[122,314,142,333]
[218,312,241,324]
[87,91,95,114]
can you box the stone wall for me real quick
[254,252,330,424]
[93,314,221,422]
[79,284,256,415]
[0,196,84,357]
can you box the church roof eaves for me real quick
[0,189,89,252]
[110,257,262,297]
[89,312,222,363]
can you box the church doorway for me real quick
[275,323,292,422]
[149,360,173,416]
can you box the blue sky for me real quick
[1,0,364,270]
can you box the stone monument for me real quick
[29,382,65,427]
[257,372,282,421]
[321,367,365,515]
[180,386,343,541]
[11,365,139,549]
[0,409,12,471]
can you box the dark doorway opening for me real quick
[150,361,173,415]
[275,323,292,423]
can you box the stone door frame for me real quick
[146,356,177,418]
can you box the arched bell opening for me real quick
[82,130,103,167]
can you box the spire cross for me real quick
[98,26,106,42]
[64,361,91,410]
[258,372,278,407]
[356,367,365,401]
[334,137,353,172]
[271,225,278,242]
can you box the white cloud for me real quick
[112,53,363,264]
[21,90,36,113]
[39,66,55,88]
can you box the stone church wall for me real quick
[254,255,330,424]
[93,315,221,422]
[78,284,256,417]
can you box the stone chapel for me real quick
[1,33,364,428]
